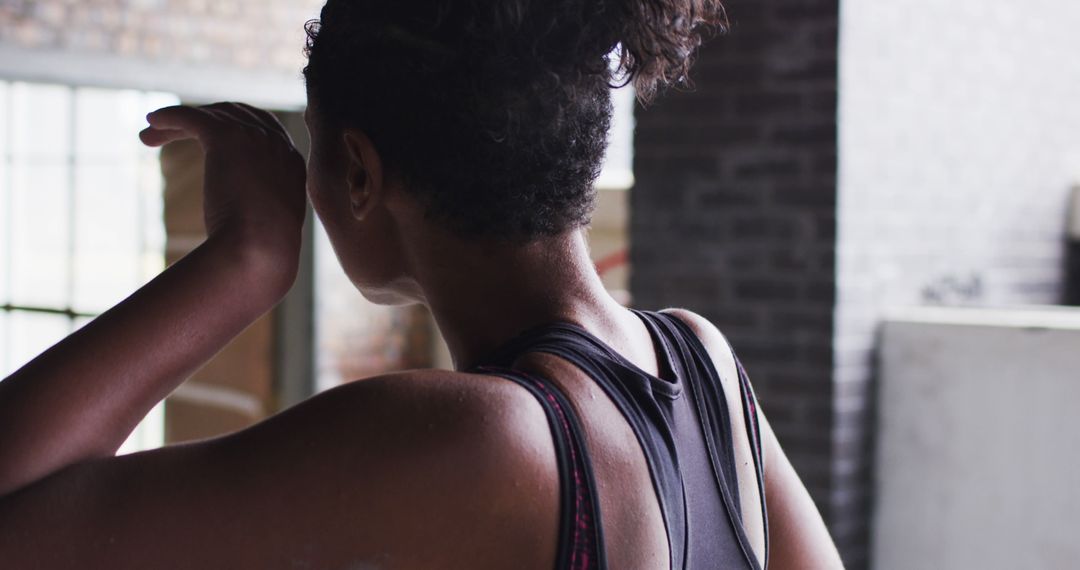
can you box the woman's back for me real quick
[479,308,768,569]
[0,304,783,569]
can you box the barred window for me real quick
[0,80,178,453]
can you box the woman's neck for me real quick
[412,229,625,371]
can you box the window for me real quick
[596,85,636,190]
[0,80,178,453]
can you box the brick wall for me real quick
[630,0,842,553]
[0,0,319,74]
[0,0,318,107]
[837,2,1080,566]
[633,1,1080,565]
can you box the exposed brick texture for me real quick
[629,0,842,554]
[635,1,1079,565]
[0,0,321,75]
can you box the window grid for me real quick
[0,80,177,453]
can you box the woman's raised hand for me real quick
[0,104,309,505]
[139,103,308,284]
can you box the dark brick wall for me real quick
[629,0,845,560]
[633,2,1079,567]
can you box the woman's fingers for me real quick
[136,102,307,268]
[144,105,221,143]
[141,103,297,149]
[234,102,294,141]
[207,102,296,147]
[138,126,185,147]
[200,102,269,134]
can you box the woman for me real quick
[0,0,842,568]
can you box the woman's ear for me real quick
[342,130,384,221]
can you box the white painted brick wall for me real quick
[836,3,1080,566]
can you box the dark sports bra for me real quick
[474,309,768,569]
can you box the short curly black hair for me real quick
[304,0,726,240]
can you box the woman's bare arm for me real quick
[0,235,290,495]
[0,368,561,569]
[0,105,561,568]
[759,413,845,569]
[0,103,307,496]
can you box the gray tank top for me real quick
[475,309,768,569]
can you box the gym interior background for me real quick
[2,1,1079,567]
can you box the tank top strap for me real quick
[476,313,768,570]
[483,319,684,400]
[633,311,744,507]
[647,310,770,569]
[476,319,689,570]
[474,365,607,570]
[732,350,770,568]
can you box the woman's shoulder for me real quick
[291,368,562,565]
[657,307,741,389]
[312,369,563,545]
[312,368,561,460]
[316,368,558,443]
[0,368,560,569]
